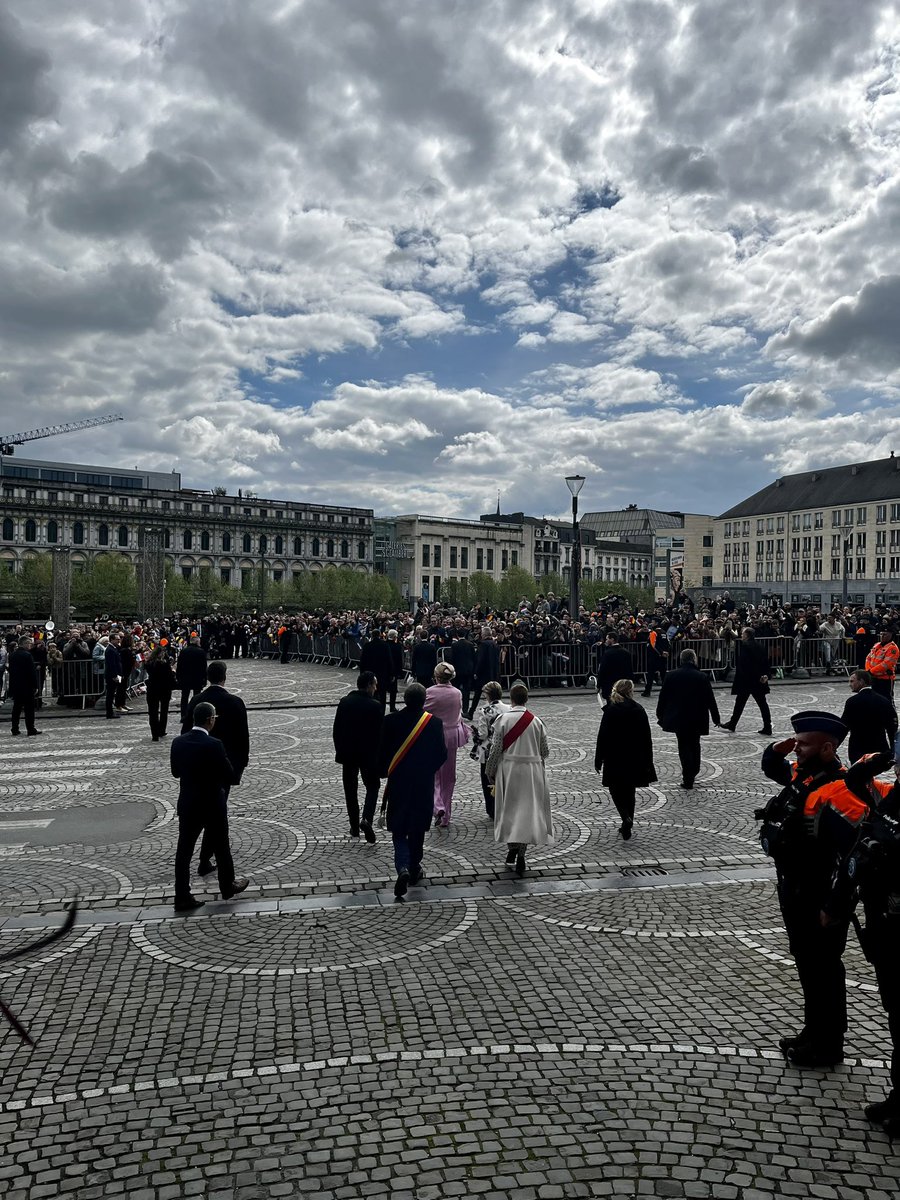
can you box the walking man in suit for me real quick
[9,636,41,737]
[184,661,251,877]
[721,626,772,735]
[377,682,447,899]
[332,669,384,841]
[176,632,208,722]
[171,701,249,911]
[104,632,122,720]
[656,648,721,789]
[840,669,898,763]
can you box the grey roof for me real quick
[580,508,683,538]
[719,455,900,519]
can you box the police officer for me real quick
[825,750,900,1135]
[758,710,881,1068]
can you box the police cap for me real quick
[790,709,848,745]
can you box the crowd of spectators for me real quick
[4,591,898,707]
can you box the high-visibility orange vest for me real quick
[865,640,899,680]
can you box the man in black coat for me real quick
[385,629,404,712]
[840,669,898,763]
[376,682,447,899]
[469,631,501,718]
[449,634,476,715]
[411,636,438,689]
[9,635,41,736]
[332,669,384,841]
[176,633,208,721]
[359,630,395,710]
[184,660,252,876]
[656,648,721,789]
[104,632,123,720]
[596,634,635,702]
[170,700,248,911]
[722,627,772,734]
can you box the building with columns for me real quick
[0,456,375,587]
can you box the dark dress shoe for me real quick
[197,859,216,876]
[720,722,736,732]
[883,1113,900,1138]
[409,867,424,886]
[27,730,42,736]
[515,850,526,878]
[865,1098,899,1124]
[621,822,633,841]
[786,1042,843,1069]
[758,728,773,736]
[778,1033,805,1055]
[151,736,160,742]
[174,896,204,912]
[679,781,694,790]
[505,847,517,865]
[221,877,249,899]
[394,869,410,898]
[349,827,360,838]
[359,820,376,844]
[11,729,21,736]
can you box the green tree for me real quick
[496,565,537,611]
[73,554,138,616]
[538,572,565,599]
[581,579,654,612]
[16,553,52,615]
[466,571,498,609]
[162,564,192,615]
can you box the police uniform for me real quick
[758,710,889,1067]
[828,764,900,1135]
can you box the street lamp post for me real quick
[565,475,586,622]
[842,523,853,609]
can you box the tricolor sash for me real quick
[388,711,433,775]
[502,709,535,751]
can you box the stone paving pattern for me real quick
[1,662,899,1197]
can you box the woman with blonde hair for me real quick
[594,678,657,840]
[425,660,470,827]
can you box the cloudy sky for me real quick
[3,1,900,521]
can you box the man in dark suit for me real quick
[840,669,898,763]
[332,669,384,841]
[359,630,395,710]
[656,648,721,789]
[385,629,404,712]
[170,700,249,911]
[104,632,122,720]
[469,630,501,718]
[596,633,635,702]
[175,633,208,722]
[722,627,772,734]
[449,634,477,716]
[9,635,41,736]
[411,636,438,689]
[377,682,447,899]
[184,660,251,877]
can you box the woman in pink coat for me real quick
[425,662,470,827]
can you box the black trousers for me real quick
[387,678,398,712]
[456,675,473,716]
[341,762,380,831]
[479,763,494,817]
[179,686,202,722]
[105,679,117,718]
[871,678,893,702]
[147,692,171,738]
[730,687,771,731]
[779,879,848,1049]
[675,731,701,785]
[861,917,900,1098]
[175,799,235,901]
[11,694,36,734]
[609,784,636,826]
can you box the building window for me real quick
[433,544,442,568]
[275,510,283,519]
[119,497,128,508]
[702,555,713,568]
[181,565,192,579]
[877,505,887,524]
[312,537,320,556]
[422,544,430,567]
[891,504,900,522]
[274,535,284,555]
[242,534,252,553]
[486,549,494,571]
[273,569,283,583]
[756,519,764,534]
[222,505,231,515]
[259,508,267,518]
[98,523,109,546]
[2,517,13,541]
[340,540,348,559]
[460,547,469,569]
[857,507,868,523]
[23,519,37,543]
[71,521,84,545]
[450,546,458,569]
[511,550,518,566]
[792,515,801,531]
[357,541,365,560]
[47,490,58,503]
[162,500,170,511]
[326,539,334,557]
[814,512,823,529]
[476,548,484,570]
[776,516,785,532]
[724,522,731,538]
[259,535,267,554]
[117,525,128,547]
[163,528,171,549]
[183,529,192,550]
[221,568,231,585]
[341,514,348,524]
[502,549,508,570]
[702,534,713,547]
[222,533,231,552]
[293,537,303,555]
[200,531,211,551]
[802,513,812,530]
[184,502,192,512]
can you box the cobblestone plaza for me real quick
[2,665,899,1198]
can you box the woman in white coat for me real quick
[486,682,552,876]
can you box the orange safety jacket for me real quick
[865,640,899,680]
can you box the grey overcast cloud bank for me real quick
[2,0,900,519]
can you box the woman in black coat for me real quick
[594,678,657,840]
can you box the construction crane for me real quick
[0,414,124,456]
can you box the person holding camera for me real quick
[758,711,892,1069]
[825,749,900,1136]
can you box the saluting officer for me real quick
[758,710,891,1068]
[825,749,900,1136]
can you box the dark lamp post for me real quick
[565,475,586,620]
